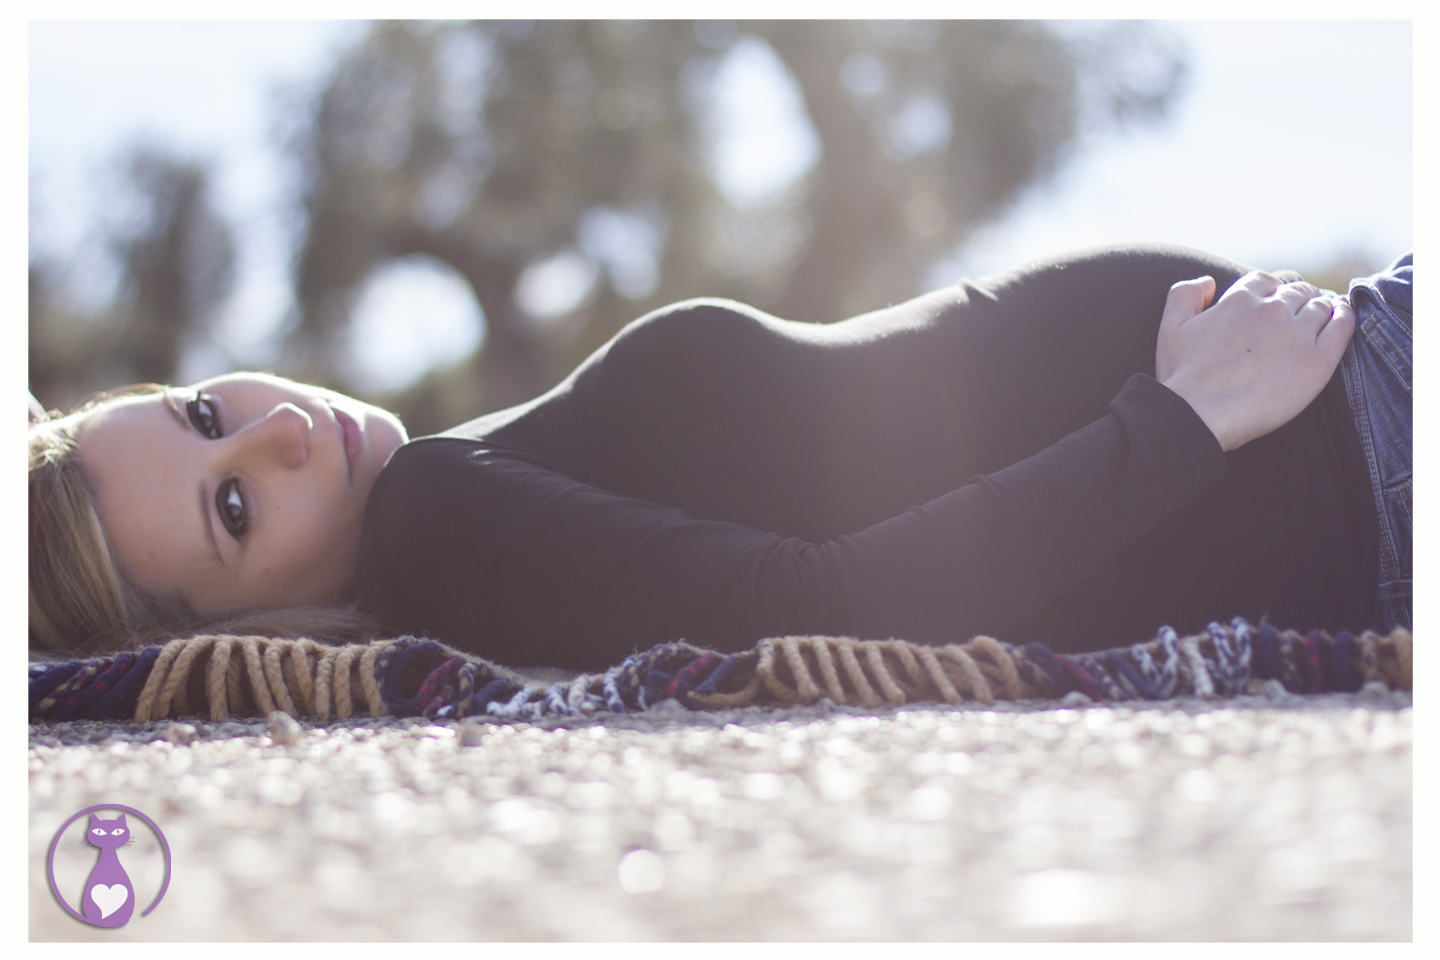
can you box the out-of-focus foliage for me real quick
[30,20,1189,431]
[30,146,236,411]
[285,20,1188,433]
[1296,250,1385,300]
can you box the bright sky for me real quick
[28,19,1413,391]
[950,20,1412,279]
[29,20,370,380]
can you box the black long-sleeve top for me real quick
[359,245,1378,670]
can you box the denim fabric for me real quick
[1339,253,1412,630]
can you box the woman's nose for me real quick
[237,402,311,468]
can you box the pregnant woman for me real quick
[29,244,1411,671]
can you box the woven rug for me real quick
[29,618,1412,725]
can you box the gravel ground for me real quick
[30,689,1412,941]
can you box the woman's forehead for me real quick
[77,395,186,489]
[77,391,166,434]
[189,371,306,392]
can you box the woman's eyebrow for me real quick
[164,389,225,565]
[161,388,188,430]
[198,483,224,566]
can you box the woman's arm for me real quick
[360,371,1224,671]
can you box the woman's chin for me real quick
[360,406,408,474]
[374,410,408,454]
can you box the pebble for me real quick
[409,724,455,739]
[161,722,199,745]
[459,722,487,747]
[1060,690,1094,707]
[268,711,305,745]
[1258,679,1291,702]
[1359,680,1392,701]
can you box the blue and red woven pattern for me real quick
[29,618,1412,724]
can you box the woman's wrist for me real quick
[1160,374,1235,452]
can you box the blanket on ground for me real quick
[30,618,1412,725]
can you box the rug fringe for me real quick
[29,620,1413,723]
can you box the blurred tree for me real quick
[28,261,95,412]
[1295,249,1384,300]
[29,146,236,410]
[282,20,1188,433]
[106,148,238,383]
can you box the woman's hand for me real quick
[1156,271,1355,452]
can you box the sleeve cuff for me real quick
[1114,372,1227,482]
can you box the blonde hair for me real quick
[28,388,383,658]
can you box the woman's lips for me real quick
[334,408,362,478]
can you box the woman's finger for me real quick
[1232,270,1284,299]
[1294,294,1337,333]
[1313,297,1357,358]
[1272,280,1321,314]
[1160,276,1216,330]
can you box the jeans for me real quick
[1339,253,1412,631]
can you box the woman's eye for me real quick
[217,479,247,538]
[186,394,222,439]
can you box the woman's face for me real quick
[78,373,408,614]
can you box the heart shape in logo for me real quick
[90,884,128,918]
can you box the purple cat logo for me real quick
[47,803,171,928]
